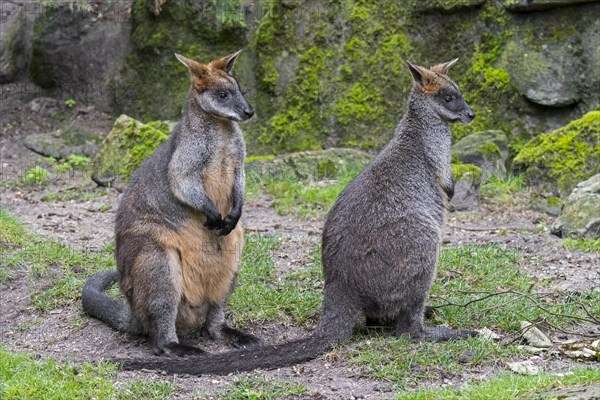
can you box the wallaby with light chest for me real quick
[118,59,478,373]
[82,50,261,356]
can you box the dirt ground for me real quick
[1,92,599,399]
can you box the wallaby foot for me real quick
[422,326,478,342]
[154,342,205,357]
[204,304,263,348]
[424,305,435,319]
[222,326,263,348]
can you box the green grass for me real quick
[347,244,600,384]
[481,173,525,203]
[562,238,600,253]
[0,347,173,400]
[431,244,600,331]
[245,162,363,218]
[0,208,115,310]
[41,186,107,202]
[393,367,600,400]
[228,235,323,326]
[22,166,50,185]
[199,375,307,399]
[348,335,522,384]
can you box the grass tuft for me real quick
[0,347,173,400]
[228,235,322,326]
[561,238,600,253]
[393,367,600,400]
[199,375,307,399]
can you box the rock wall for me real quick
[24,0,600,155]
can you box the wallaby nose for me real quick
[244,107,254,119]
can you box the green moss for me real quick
[478,142,502,158]
[259,46,327,153]
[124,120,170,177]
[245,155,275,163]
[116,0,246,121]
[91,115,170,188]
[513,111,600,195]
[451,9,520,142]
[451,163,482,181]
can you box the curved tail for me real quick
[82,270,140,334]
[119,289,361,375]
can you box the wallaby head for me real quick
[406,59,475,124]
[175,50,254,122]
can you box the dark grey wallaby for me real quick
[82,50,261,356]
[118,59,478,373]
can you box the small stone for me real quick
[507,360,540,375]
[520,321,552,348]
[478,327,500,341]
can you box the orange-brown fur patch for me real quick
[412,65,452,94]
[191,65,236,91]
[202,142,237,216]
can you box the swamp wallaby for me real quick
[119,59,478,372]
[82,50,260,356]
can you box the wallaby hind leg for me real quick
[204,303,262,348]
[394,304,478,342]
[134,249,204,357]
[394,307,426,339]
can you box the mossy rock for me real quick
[452,130,508,177]
[246,148,374,183]
[91,114,170,190]
[24,128,103,159]
[113,0,599,154]
[513,111,600,195]
[114,0,251,122]
[499,40,579,107]
[551,174,600,239]
[450,163,482,211]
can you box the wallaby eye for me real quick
[218,91,228,99]
[444,95,454,103]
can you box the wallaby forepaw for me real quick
[203,213,223,230]
[218,214,239,236]
[156,342,205,357]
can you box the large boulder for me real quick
[449,163,482,211]
[513,111,600,196]
[91,115,171,190]
[451,130,509,178]
[29,3,130,110]
[246,148,374,183]
[0,1,27,83]
[24,127,103,159]
[551,174,600,239]
[499,41,580,108]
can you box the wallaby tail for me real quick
[120,290,361,375]
[82,270,139,334]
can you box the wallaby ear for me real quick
[175,53,207,78]
[431,58,459,75]
[210,49,243,74]
[175,53,195,70]
[406,61,426,86]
